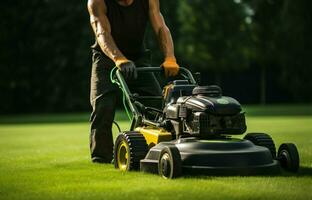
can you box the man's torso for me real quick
[92,0,149,62]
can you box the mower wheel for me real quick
[114,131,148,171]
[244,133,276,159]
[158,146,182,179]
[277,143,299,172]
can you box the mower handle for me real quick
[135,67,196,85]
[114,66,197,130]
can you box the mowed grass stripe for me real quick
[0,114,311,200]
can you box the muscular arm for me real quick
[149,0,175,60]
[87,0,127,62]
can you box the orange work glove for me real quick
[161,57,180,77]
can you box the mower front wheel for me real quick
[158,146,182,179]
[277,143,299,172]
[114,131,148,171]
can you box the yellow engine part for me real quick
[135,127,173,148]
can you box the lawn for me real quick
[0,105,311,200]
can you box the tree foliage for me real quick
[276,0,312,101]
[250,0,312,101]
[176,0,253,72]
[0,0,311,114]
[0,0,92,113]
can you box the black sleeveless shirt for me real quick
[91,0,149,62]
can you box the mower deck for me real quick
[140,137,280,176]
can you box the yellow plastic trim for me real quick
[135,127,172,148]
[163,84,173,100]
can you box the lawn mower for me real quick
[112,67,300,179]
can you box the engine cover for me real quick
[179,95,246,136]
[163,84,247,137]
[178,95,242,115]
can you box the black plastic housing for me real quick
[140,138,280,176]
[163,83,247,136]
[186,111,246,135]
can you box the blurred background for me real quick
[1,0,311,114]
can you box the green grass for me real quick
[0,105,312,200]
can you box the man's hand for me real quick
[115,59,137,80]
[161,57,179,77]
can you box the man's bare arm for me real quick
[149,0,179,76]
[87,0,137,79]
[149,0,175,59]
[87,0,127,62]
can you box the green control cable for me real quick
[110,67,133,121]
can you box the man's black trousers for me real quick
[89,50,162,162]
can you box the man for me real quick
[87,0,180,163]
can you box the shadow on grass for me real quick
[182,166,312,180]
[290,166,312,177]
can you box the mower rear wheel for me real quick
[277,143,299,172]
[244,133,276,159]
[158,146,182,179]
[114,131,148,171]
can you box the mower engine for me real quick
[113,67,299,178]
[162,80,246,138]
